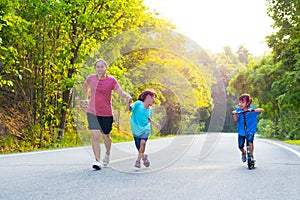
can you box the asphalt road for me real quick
[0,133,299,200]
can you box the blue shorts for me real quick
[238,134,254,149]
[133,132,149,150]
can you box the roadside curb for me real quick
[261,139,300,158]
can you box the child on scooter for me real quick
[232,94,263,162]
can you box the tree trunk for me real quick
[57,82,72,139]
[39,17,46,147]
[57,21,81,139]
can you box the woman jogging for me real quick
[83,59,131,170]
[232,94,263,163]
[126,90,161,168]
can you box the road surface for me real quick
[0,133,299,200]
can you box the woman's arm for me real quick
[114,87,132,102]
[82,80,89,107]
[126,98,132,111]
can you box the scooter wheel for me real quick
[251,161,255,169]
[247,162,252,170]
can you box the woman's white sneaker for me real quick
[102,154,110,166]
[92,161,102,170]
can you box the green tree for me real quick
[237,45,250,64]
[229,0,300,140]
[213,46,249,132]
[0,0,173,152]
[121,49,213,135]
[266,0,300,139]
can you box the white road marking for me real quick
[261,139,300,158]
[0,146,88,158]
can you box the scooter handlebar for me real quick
[234,109,256,114]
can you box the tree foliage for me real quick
[3,0,297,154]
[229,0,300,140]
[0,0,168,152]
[1,0,217,153]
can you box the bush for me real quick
[257,119,275,138]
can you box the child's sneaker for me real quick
[92,161,102,170]
[241,153,246,162]
[142,154,150,167]
[102,154,110,166]
[134,160,141,168]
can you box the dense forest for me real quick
[0,0,299,153]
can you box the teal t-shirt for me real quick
[130,100,152,136]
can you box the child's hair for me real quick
[138,90,156,102]
[239,94,252,105]
[94,59,107,68]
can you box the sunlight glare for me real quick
[144,0,275,55]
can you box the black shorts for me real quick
[87,113,113,134]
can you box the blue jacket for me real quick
[236,106,260,136]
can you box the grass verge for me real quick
[284,140,300,146]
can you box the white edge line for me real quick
[261,139,300,158]
[0,137,175,158]
[0,146,89,158]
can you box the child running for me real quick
[126,90,161,168]
[232,94,263,162]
